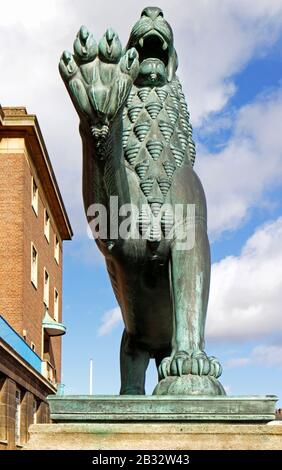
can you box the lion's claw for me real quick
[191,352,206,376]
[176,358,184,376]
[158,351,223,380]
[191,357,199,375]
[98,28,122,63]
[209,356,222,378]
[59,50,78,78]
[158,358,170,380]
[159,352,190,379]
[120,48,139,79]
[74,25,97,63]
[197,357,204,376]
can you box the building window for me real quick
[31,177,38,215]
[44,209,50,242]
[15,388,21,445]
[31,244,38,288]
[33,399,38,424]
[31,342,36,352]
[43,268,49,307]
[43,332,51,363]
[54,235,60,264]
[54,289,59,321]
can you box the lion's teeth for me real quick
[139,38,144,48]
[162,41,168,51]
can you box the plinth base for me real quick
[25,422,282,450]
[24,395,280,450]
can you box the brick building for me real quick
[0,106,72,449]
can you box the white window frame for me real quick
[43,268,49,307]
[54,288,59,321]
[31,342,36,352]
[33,399,38,424]
[31,177,38,215]
[54,235,60,265]
[44,209,50,242]
[31,243,38,288]
[15,388,21,445]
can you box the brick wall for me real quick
[0,110,72,451]
[0,150,25,333]
[0,138,63,382]
[22,148,62,381]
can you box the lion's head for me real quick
[126,6,178,86]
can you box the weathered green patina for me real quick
[48,395,278,422]
[59,6,224,396]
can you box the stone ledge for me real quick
[25,422,282,450]
[48,395,277,422]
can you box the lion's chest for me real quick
[122,79,195,202]
[120,79,196,241]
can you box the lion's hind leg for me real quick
[120,329,150,395]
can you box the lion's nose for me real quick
[141,6,164,21]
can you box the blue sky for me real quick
[1,0,282,402]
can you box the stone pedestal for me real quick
[26,422,282,450]
[25,395,282,450]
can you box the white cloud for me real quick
[252,345,282,366]
[0,1,69,29]
[198,86,282,236]
[176,0,282,125]
[97,307,122,336]
[225,345,282,368]
[207,217,282,341]
[65,235,104,266]
[225,358,251,368]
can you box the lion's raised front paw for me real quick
[59,26,139,134]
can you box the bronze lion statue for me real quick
[59,6,224,396]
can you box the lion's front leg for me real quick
[155,218,225,396]
[165,218,211,373]
[170,218,211,364]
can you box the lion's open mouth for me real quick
[135,31,169,66]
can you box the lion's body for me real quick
[98,78,207,355]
